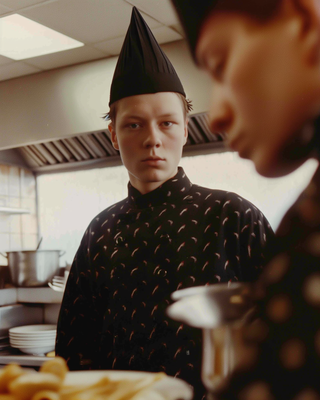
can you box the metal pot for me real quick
[167,283,255,393]
[1,250,65,287]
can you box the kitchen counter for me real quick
[0,288,17,306]
[17,287,63,304]
[0,288,62,364]
[0,339,48,367]
[0,287,63,306]
[0,348,47,367]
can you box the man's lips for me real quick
[228,132,252,160]
[227,131,242,151]
[142,157,165,161]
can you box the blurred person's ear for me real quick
[108,123,119,150]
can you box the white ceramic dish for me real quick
[63,371,193,400]
[9,335,56,341]
[48,282,65,292]
[10,339,55,346]
[53,276,65,282]
[9,334,56,340]
[48,275,67,292]
[17,345,55,355]
[9,334,56,342]
[9,324,56,334]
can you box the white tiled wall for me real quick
[0,165,38,266]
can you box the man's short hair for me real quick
[104,93,193,124]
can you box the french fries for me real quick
[0,358,166,400]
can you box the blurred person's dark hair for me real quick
[214,0,282,20]
[171,0,288,61]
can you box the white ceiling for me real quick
[0,0,184,82]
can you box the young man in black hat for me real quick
[170,0,320,399]
[55,6,273,398]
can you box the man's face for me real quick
[196,6,320,177]
[109,92,188,194]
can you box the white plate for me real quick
[53,276,65,281]
[48,282,65,292]
[9,325,56,334]
[10,339,55,347]
[63,371,193,400]
[9,332,56,338]
[10,336,56,342]
[10,339,55,346]
[18,345,55,355]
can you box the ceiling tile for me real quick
[93,37,123,56]
[0,3,12,15]
[21,0,161,45]
[0,0,182,81]
[171,23,184,36]
[94,26,182,56]
[0,55,13,66]
[0,0,49,10]
[152,26,182,45]
[0,62,41,82]
[26,45,108,70]
[125,0,179,26]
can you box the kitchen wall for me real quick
[37,152,319,267]
[0,40,211,151]
[0,164,38,265]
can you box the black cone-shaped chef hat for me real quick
[109,7,186,106]
[170,0,218,62]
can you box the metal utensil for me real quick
[36,237,43,250]
[167,283,254,392]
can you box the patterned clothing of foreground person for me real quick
[56,167,273,396]
[211,127,320,400]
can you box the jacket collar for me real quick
[128,167,192,208]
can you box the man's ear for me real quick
[288,0,320,64]
[183,118,189,145]
[108,123,119,150]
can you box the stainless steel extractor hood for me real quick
[2,112,228,175]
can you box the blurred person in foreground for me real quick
[170,0,320,398]
[55,6,273,398]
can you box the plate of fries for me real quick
[0,357,193,400]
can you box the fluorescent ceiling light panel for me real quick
[0,14,84,60]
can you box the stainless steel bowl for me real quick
[2,250,64,287]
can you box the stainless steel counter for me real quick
[0,347,47,367]
[0,339,47,367]
[0,288,63,306]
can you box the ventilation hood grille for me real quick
[16,112,227,175]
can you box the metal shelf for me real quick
[0,207,30,215]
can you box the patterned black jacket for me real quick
[211,127,320,399]
[55,167,273,396]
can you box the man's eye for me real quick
[206,56,226,81]
[129,123,140,129]
[211,60,225,81]
[162,121,173,127]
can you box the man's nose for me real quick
[208,92,233,135]
[143,126,162,148]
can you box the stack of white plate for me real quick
[9,324,56,355]
[48,272,69,292]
